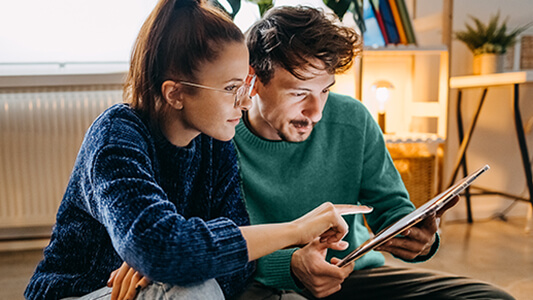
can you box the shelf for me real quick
[360,46,449,138]
[363,45,448,56]
[450,71,533,88]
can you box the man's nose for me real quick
[302,95,324,123]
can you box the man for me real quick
[232,5,514,300]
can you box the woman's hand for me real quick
[291,202,373,246]
[107,262,151,300]
[240,202,372,261]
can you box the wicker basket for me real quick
[388,143,436,208]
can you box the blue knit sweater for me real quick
[25,104,254,300]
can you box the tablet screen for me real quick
[336,164,490,268]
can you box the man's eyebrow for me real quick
[290,80,337,92]
[325,80,336,89]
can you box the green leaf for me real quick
[246,0,273,16]
[209,0,242,19]
[485,13,499,39]
[324,0,352,21]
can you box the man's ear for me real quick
[248,66,258,97]
[161,80,184,110]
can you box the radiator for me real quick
[0,85,123,229]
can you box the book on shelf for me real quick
[395,0,417,45]
[378,0,400,44]
[369,0,390,45]
[363,0,417,46]
[362,0,386,47]
[388,0,408,44]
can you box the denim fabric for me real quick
[233,266,514,300]
[65,279,224,300]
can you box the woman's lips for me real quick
[228,117,241,125]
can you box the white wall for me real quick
[444,0,533,221]
[0,0,159,64]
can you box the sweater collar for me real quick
[237,112,313,151]
[153,127,198,165]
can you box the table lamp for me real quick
[371,80,394,133]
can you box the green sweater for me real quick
[234,93,435,291]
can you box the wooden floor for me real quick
[1,217,532,299]
[385,217,533,300]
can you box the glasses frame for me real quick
[178,75,256,108]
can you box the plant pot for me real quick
[473,54,504,75]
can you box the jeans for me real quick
[63,278,224,300]
[232,266,515,300]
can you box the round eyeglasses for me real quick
[178,75,256,108]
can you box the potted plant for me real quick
[454,12,531,75]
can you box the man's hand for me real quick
[375,195,459,260]
[107,262,151,300]
[291,239,354,298]
[375,214,437,260]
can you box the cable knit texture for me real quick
[233,92,438,291]
[25,103,255,300]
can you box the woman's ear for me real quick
[161,80,184,110]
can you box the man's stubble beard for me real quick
[276,119,316,142]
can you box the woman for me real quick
[24,0,370,299]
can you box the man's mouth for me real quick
[291,120,312,129]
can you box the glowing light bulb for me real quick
[375,86,390,112]
[371,80,394,133]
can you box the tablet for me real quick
[336,164,490,268]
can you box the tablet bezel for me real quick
[336,164,490,268]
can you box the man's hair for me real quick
[246,5,361,84]
[124,0,243,124]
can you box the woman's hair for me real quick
[246,6,361,85]
[124,0,244,123]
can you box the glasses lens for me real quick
[234,83,249,107]
[234,75,256,107]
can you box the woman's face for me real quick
[163,41,251,146]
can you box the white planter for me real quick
[473,54,504,75]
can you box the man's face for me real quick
[248,62,335,142]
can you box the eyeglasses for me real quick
[178,75,256,108]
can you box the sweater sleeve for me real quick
[254,248,301,291]
[210,141,256,297]
[89,141,249,286]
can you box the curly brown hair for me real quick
[245,5,361,85]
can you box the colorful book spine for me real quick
[388,0,408,44]
[395,0,417,45]
[362,0,386,47]
[370,0,389,45]
[378,0,400,44]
